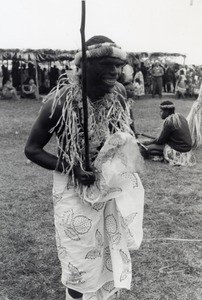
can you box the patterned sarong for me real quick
[164,144,196,166]
[53,133,144,300]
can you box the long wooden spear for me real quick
[80,0,90,171]
[136,132,155,139]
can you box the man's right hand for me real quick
[73,165,96,186]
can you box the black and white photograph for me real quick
[0,0,201,299]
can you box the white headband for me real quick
[74,42,127,66]
[160,104,175,109]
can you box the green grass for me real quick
[0,97,201,300]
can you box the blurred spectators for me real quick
[2,80,19,100]
[21,79,38,99]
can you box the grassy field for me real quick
[0,96,201,300]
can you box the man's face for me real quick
[86,57,125,93]
[160,108,169,119]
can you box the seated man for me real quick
[2,80,19,100]
[140,101,195,166]
[21,79,38,99]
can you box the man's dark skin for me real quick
[140,107,170,156]
[24,57,127,185]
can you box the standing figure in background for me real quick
[172,63,180,93]
[133,66,145,99]
[151,61,164,98]
[165,64,175,93]
[20,64,29,87]
[28,62,36,80]
[11,60,20,91]
[40,68,50,94]
[175,69,187,99]
[145,64,153,94]
[49,65,60,89]
[2,64,10,86]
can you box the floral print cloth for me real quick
[53,132,144,300]
[164,144,196,166]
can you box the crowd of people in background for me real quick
[0,57,202,101]
[0,60,72,100]
[119,59,202,100]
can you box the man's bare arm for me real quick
[25,87,96,184]
[24,96,65,172]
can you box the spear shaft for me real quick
[136,132,155,139]
[80,0,90,171]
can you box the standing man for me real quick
[151,60,164,98]
[25,36,144,300]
